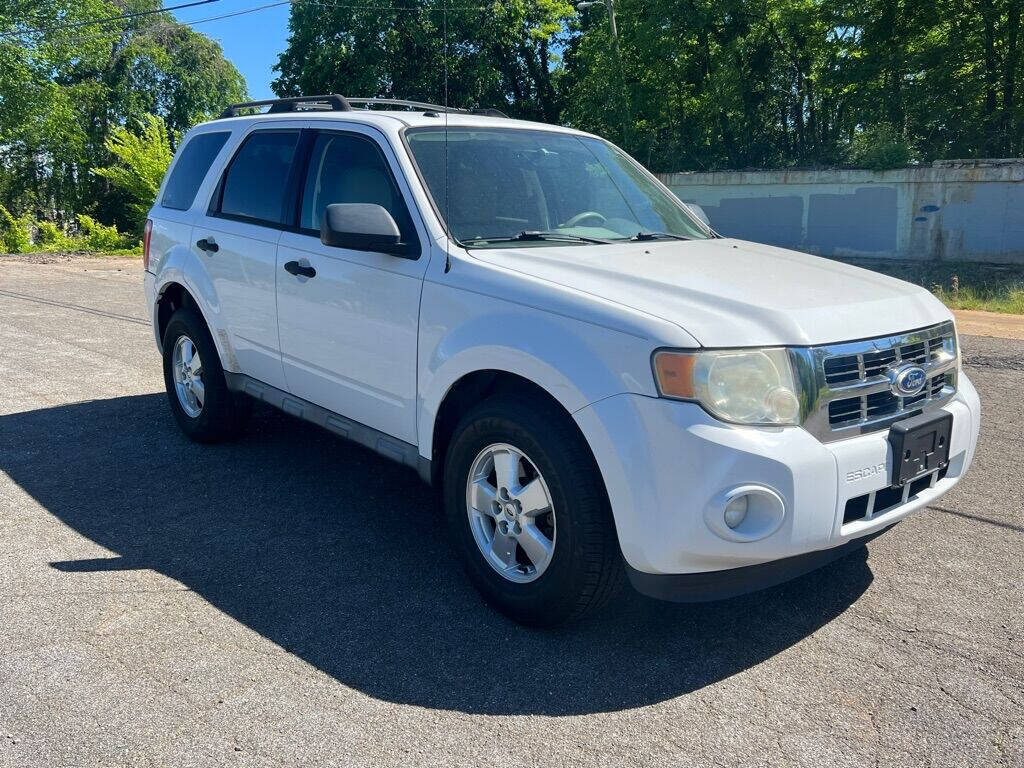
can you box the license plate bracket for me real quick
[888,411,952,487]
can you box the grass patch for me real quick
[0,247,141,258]
[832,257,1024,315]
[90,248,143,257]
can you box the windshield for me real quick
[405,127,711,246]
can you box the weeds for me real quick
[0,212,139,256]
[835,257,1024,315]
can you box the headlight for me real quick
[652,348,802,425]
[952,321,963,376]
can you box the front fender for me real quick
[416,280,660,459]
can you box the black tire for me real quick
[161,306,250,442]
[443,394,624,626]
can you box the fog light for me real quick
[724,494,749,529]
[706,485,787,543]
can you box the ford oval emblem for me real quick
[888,364,928,397]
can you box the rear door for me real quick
[194,127,301,390]
[150,130,232,277]
[275,126,429,444]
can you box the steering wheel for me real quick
[561,211,607,228]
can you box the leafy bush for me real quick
[849,125,914,171]
[0,205,32,253]
[92,114,174,233]
[36,220,62,245]
[35,220,77,251]
[0,208,139,254]
[76,214,137,251]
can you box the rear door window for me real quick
[161,131,230,211]
[214,131,300,226]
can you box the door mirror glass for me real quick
[300,132,420,258]
[686,203,711,228]
[320,203,403,253]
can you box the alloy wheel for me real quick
[171,335,204,418]
[465,442,556,583]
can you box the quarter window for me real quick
[299,132,418,255]
[217,131,299,225]
[161,131,229,211]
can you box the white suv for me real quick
[144,95,981,625]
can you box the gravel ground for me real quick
[0,256,1021,767]
[953,309,1024,341]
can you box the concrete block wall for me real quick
[657,164,1024,264]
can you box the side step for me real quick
[224,372,432,484]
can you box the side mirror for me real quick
[320,203,403,254]
[686,203,711,228]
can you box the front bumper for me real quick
[625,525,892,602]
[573,372,981,591]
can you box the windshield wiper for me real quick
[629,231,693,241]
[461,230,612,245]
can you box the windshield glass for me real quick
[405,127,710,246]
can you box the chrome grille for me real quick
[827,371,950,428]
[793,322,958,442]
[823,335,946,387]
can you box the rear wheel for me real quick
[161,307,249,442]
[443,395,623,626]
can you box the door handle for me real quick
[196,237,219,253]
[284,260,316,279]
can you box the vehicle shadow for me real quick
[0,394,874,716]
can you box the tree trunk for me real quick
[805,74,818,157]
[981,0,1000,154]
[780,103,790,157]
[1003,0,1022,153]
[537,39,558,123]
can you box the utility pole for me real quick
[606,0,619,45]
[577,0,632,147]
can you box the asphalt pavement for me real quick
[1,255,1021,767]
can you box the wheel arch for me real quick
[426,369,601,493]
[154,276,236,370]
[156,282,193,343]
[428,368,628,611]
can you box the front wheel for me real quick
[443,395,623,626]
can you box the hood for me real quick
[470,238,952,347]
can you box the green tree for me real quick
[93,114,174,231]
[0,0,115,216]
[849,124,913,170]
[562,0,1023,170]
[0,0,246,229]
[273,0,574,122]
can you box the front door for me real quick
[275,128,429,445]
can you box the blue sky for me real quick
[172,0,292,100]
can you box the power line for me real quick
[170,0,293,27]
[2,0,492,39]
[6,0,223,37]
[0,1,286,45]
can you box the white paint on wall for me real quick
[658,164,1024,264]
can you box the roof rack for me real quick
[347,98,452,113]
[218,94,352,119]
[346,98,509,118]
[217,95,509,120]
